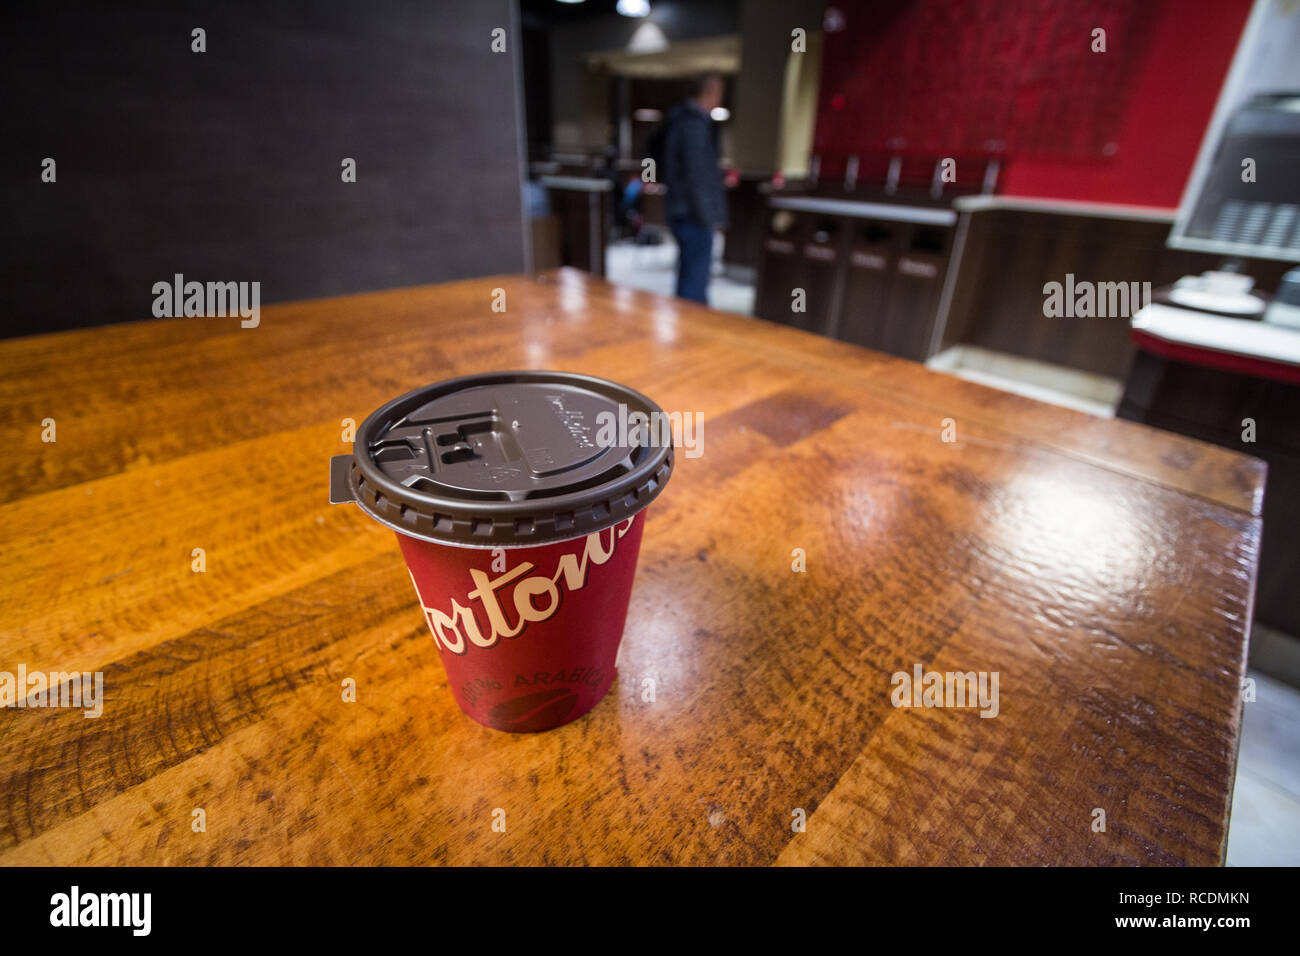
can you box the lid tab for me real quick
[329,455,358,504]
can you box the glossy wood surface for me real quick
[0,268,1262,865]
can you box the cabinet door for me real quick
[836,221,900,350]
[878,225,950,361]
[791,216,846,335]
[755,209,806,326]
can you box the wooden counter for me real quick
[0,268,1263,865]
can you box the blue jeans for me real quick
[670,219,712,305]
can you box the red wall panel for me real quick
[813,0,1252,208]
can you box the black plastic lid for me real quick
[330,371,675,548]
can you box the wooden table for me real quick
[0,268,1262,865]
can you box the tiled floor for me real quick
[1228,670,1300,865]
[605,233,756,315]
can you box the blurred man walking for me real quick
[662,73,727,305]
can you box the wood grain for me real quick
[0,268,1261,865]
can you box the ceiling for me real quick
[585,33,740,78]
[519,0,734,29]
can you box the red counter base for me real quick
[1131,329,1300,385]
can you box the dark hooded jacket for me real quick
[662,101,726,229]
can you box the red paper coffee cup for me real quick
[328,371,674,732]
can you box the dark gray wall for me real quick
[1,0,527,338]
